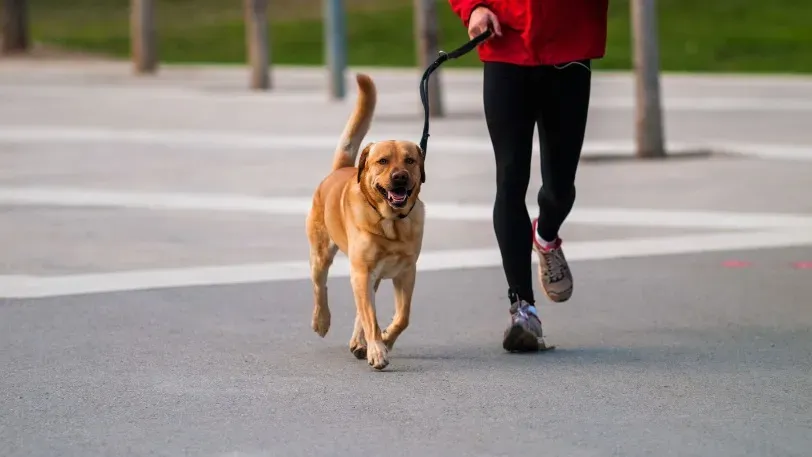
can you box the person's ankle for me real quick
[509,298,538,320]
[508,290,535,308]
[536,231,560,250]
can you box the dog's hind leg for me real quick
[383,265,415,350]
[310,241,337,337]
[307,207,338,338]
[349,276,381,360]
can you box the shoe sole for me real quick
[541,285,573,303]
[502,324,540,353]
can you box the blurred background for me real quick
[5,0,812,72]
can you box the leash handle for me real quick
[419,29,492,156]
[446,29,493,59]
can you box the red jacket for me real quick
[448,0,609,66]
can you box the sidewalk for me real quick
[2,60,812,161]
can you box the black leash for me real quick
[418,29,492,159]
[370,30,489,222]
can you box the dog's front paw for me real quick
[311,307,331,337]
[366,341,389,370]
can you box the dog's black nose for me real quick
[391,170,409,184]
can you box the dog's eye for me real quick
[405,157,416,165]
[377,158,388,165]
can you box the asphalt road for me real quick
[1,62,811,456]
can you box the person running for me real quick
[447,0,609,352]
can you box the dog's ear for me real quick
[357,142,373,183]
[417,146,426,184]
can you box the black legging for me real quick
[483,60,592,304]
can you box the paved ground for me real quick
[1,62,812,456]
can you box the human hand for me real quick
[468,6,502,40]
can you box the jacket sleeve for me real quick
[448,0,490,27]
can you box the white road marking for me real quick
[4,61,812,86]
[590,96,812,112]
[3,229,811,299]
[2,83,812,111]
[0,125,811,161]
[3,186,812,230]
[0,125,630,154]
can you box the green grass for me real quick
[27,0,812,73]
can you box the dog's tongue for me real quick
[388,190,407,203]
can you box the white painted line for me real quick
[3,83,812,111]
[565,207,812,230]
[0,125,611,155]
[0,186,313,215]
[0,126,353,151]
[710,143,812,161]
[4,61,812,87]
[3,229,812,299]
[0,126,810,161]
[589,96,812,112]
[3,186,812,230]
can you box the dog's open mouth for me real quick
[376,184,411,208]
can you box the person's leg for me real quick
[484,61,536,303]
[482,61,546,352]
[532,59,593,303]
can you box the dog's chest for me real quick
[379,219,401,240]
[372,254,412,280]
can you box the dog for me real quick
[305,73,426,371]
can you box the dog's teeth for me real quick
[388,192,407,203]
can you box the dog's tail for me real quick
[331,73,377,171]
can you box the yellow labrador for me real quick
[305,73,426,370]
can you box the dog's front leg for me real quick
[350,263,389,370]
[383,264,415,350]
[349,276,381,360]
